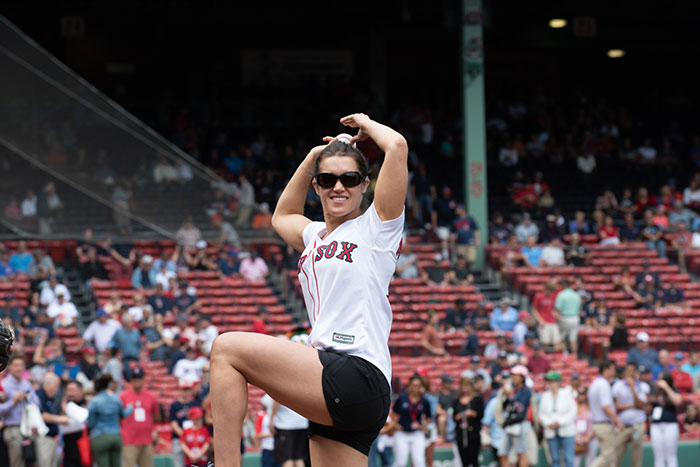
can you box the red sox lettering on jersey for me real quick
[298,240,358,273]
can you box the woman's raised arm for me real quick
[341,114,408,221]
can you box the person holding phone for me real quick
[391,374,432,467]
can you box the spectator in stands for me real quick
[459,322,480,357]
[683,404,700,432]
[472,301,491,331]
[152,248,178,274]
[215,249,240,278]
[612,363,649,467]
[142,313,169,362]
[0,247,15,282]
[636,138,657,164]
[234,174,256,226]
[586,299,612,331]
[395,242,419,279]
[489,212,513,245]
[62,379,87,466]
[153,154,179,184]
[497,365,532,467]
[642,209,667,258]
[172,285,201,316]
[109,314,142,379]
[564,233,589,267]
[82,308,122,353]
[251,307,269,335]
[145,284,170,317]
[450,205,480,267]
[596,189,619,215]
[554,279,582,354]
[627,332,659,369]
[88,373,132,467]
[532,281,563,351]
[127,293,150,323]
[633,278,661,310]
[671,220,692,273]
[513,312,532,348]
[670,353,694,393]
[462,356,492,388]
[620,212,641,242]
[527,342,550,376]
[173,344,208,385]
[520,235,542,267]
[39,274,70,306]
[452,376,484,467]
[185,240,217,271]
[420,310,447,356]
[211,214,242,248]
[634,261,661,289]
[155,261,177,290]
[484,331,506,360]
[196,315,218,355]
[46,292,78,328]
[652,350,675,381]
[106,233,136,282]
[166,314,198,351]
[661,279,685,308]
[684,178,700,207]
[170,382,199,467]
[568,211,590,235]
[239,250,269,282]
[76,347,100,388]
[490,297,519,332]
[514,213,539,244]
[4,196,20,220]
[540,214,564,244]
[120,367,158,467]
[668,200,696,230]
[8,240,33,275]
[539,371,576,467]
[598,215,620,246]
[541,238,565,266]
[28,250,55,279]
[36,372,70,466]
[443,297,469,331]
[444,254,475,286]
[131,254,157,290]
[175,218,202,249]
[411,164,436,227]
[680,351,700,388]
[21,188,37,217]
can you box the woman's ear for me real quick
[361,177,370,194]
[312,179,320,196]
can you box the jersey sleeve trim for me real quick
[302,221,326,247]
[367,202,405,232]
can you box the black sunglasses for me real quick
[315,171,364,189]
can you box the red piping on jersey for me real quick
[311,241,321,320]
[301,240,316,321]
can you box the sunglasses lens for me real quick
[339,173,361,187]
[316,173,337,188]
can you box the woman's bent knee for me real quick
[211,331,245,364]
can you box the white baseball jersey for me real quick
[299,202,404,385]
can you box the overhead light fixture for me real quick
[607,49,626,58]
[549,18,567,29]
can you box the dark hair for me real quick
[8,355,25,366]
[409,374,423,385]
[660,372,676,391]
[599,360,616,373]
[95,374,113,392]
[65,379,83,389]
[314,141,370,178]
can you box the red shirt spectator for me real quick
[252,307,268,334]
[119,368,158,447]
[182,407,210,466]
[532,286,557,325]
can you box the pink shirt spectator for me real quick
[239,257,268,281]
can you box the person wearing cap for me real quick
[82,308,122,353]
[443,297,469,331]
[131,254,157,290]
[172,284,202,316]
[532,280,564,351]
[490,298,519,332]
[489,212,513,246]
[391,374,431,467]
[627,332,659,370]
[467,356,492,388]
[539,371,576,467]
[46,291,79,328]
[489,350,510,379]
[651,349,675,381]
[216,248,241,278]
[484,332,507,360]
[669,353,694,393]
[633,260,660,289]
[170,381,199,467]
[660,279,685,308]
[503,336,522,367]
[612,362,650,467]
[39,274,70,306]
[120,367,158,467]
[449,205,480,269]
[554,278,582,354]
[587,360,624,467]
[633,278,661,310]
[458,321,480,357]
[184,240,217,271]
[173,343,208,385]
[181,405,211,466]
[497,364,532,467]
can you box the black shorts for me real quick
[273,428,309,463]
[308,349,391,456]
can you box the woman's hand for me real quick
[340,113,372,143]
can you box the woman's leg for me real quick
[210,332,334,466]
[466,434,480,467]
[392,432,410,467]
[561,436,575,467]
[548,437,561,467]
[110,434,122,467]
[663,423,679,467]
[309,436,368,467]
[586,437,599,467]
[650,424,665,467]
[409,431,427,467]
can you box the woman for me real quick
[599,215,620,245]
[573,390,597,467]
[497,365,532,467]
[210,114,407,466]
[683,403,700,432]
[609,312,629,350]
[538,371,576,467]
[391,374,431,467]
[650,372,682,467]
[419,373,439,466]
[87,374,132,467]
[452,377,484,467]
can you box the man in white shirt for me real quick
[588,360,624,467]
[612,363,649,467]
[196,315,219,356]
[172,345,208,385]
[40,275,70,305]
[81,308,122,353]
[46,293,78,327]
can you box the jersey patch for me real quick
[332,332,355,345]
